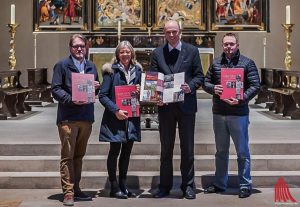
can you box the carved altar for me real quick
[87,34,215,129]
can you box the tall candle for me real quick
[179,20,182,30]
[286,5,290,24]
[263,37,266,68]
[118,20,121,36]
[11,4,15,24]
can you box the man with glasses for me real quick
[52,34,100,206]
[203,32,260,198]
[150,20,204,199]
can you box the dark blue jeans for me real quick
[212,114,252,190]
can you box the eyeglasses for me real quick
[71,45,86,49]
[223,42,237,47]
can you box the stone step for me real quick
[0,171,299,189]
[1,155,300,172]
[1,142,300,156]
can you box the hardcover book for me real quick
[115,85,140,118]
[71,73,95,103]
[140,71,185,103]
[220,68,244,100]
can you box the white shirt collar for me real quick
[71,56,86,73]
[168,41,182,52]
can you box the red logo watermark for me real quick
[274,177,297,205]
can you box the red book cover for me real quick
[220,68,244,100]
[115,85,140,118]
[72,73,95,103]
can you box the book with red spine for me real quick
[115,85,140,118]
[220,68,244,100]
[72,73,95,103]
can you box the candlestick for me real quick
[7,23,19,70]
[34,33,37,68]
[285,5,290,24]
[11,4,15,24]
[282,24,294,70]
[117,20,121,43]
[263,37,266,68]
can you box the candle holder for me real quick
[7,23,19,70]
[282,24,294,70]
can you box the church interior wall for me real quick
[0,0,299,86]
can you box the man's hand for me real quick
[73,101,88,105]
[115,110,128,120]
[223,98,239,105]
[214,85,223,96]
[181,83,191,94]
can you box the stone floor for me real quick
[0,188,299,207]
[1,99,300,206]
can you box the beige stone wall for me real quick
[0,0,299,86]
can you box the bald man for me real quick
[150,20,204,199]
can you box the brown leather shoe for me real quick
[63,194,74,206]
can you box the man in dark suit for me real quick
[150,20,204,199]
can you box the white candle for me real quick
[286,5,290,24]
[118,20,121,36]
[263,37,266,68]
[11,4,15,24]
[179,20,182,30]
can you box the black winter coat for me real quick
[203,50,260,116]
[99,63,142,142]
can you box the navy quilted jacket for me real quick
[203,50,260,116]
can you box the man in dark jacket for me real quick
[150,20,204,199]
[203,33,260,198]
[51,34,100,206]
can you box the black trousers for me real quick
[158,104,195,191]
[107,141,134,182]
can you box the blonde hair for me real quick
[112,41,136,65]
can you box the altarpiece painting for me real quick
[92,0,146,31]
[33,0,88,32]
[211,0,269,31]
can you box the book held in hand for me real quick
[220,68,244,100]
[72,73,95,103]
[115,85,140,118]
[140,71,185,103]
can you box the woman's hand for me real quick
[94,81,101,89]
[115,110,128,120]
[136,84,140,94]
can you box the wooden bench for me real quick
[25,68,53,105]
[267,70,300,119]
[0,70,32,120]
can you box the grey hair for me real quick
[112,40,136,65]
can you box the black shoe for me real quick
[153,189,170,198]
[120,186,136,197]
[74,191,92,201]
[239,188,251,198]
[119,180,136,197]
[204,185,225,194]
[183,186,196,199]
[110,190,128,199]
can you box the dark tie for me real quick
[168,48,179,65]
